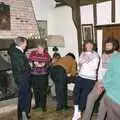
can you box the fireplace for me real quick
[0,39,17,100]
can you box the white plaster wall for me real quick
[48,7,78,58]
[31,0,79,59]
[80,5,94,24]
[97,1,112,25]
[115,0,120,23]
[31,0,55,20]
[97,30,103,56]
[80,0,120,26]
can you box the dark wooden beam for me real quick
[111,0,115,22]
[93,2,97,46]
[72,4,82,54]
[95,24,120,29]
[54,0,111,7]
[55,3,67,7]
[54,0,75,7]
[78,0,110,6]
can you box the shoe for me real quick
[22,112,28,120]
[72,112,81,120]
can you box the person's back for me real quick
[54,56,77,76]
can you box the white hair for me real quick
[14,36,27,46]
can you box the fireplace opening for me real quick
[0,39,18,101]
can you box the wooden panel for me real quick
[103,26,120,40]
[103,26,120,51]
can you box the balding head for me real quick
[15,36,27,50]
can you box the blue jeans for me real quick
[17,73,32,119]
[74,76,96,112]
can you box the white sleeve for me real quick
[79,52,84,61]
[88,56,100,70]
[79,52,88,64]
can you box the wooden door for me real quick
[103,26,120,51]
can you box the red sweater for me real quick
[29,50,51,75]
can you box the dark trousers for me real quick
[17,73,32,120]
[74,76,95,112]
[31,74,48,110]
[50,66,68,109]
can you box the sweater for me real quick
[103,52,120,104]
[29,50,51,75]
[98,53,114,82]
[54,56,77,77]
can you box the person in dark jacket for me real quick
[8,36,31,120]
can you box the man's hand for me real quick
[96,82,104,95]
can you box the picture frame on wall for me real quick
[0,2,10,30]
[82,24,94,42]
[37,20,47,38]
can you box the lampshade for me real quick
[46,35,64,47]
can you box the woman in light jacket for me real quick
[72,40,99,120]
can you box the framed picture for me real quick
[37,20,47,38]
[0,2,10,30]
[82,24,93,42]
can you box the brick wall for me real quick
[0,0,39,39]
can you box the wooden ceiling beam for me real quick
[111,0,115,23]
[54,0,75,7]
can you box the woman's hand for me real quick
[34,62,45,67]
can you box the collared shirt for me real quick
[16,46,24,53]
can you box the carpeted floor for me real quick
[0,107,97,120]
[0,98,97,120]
